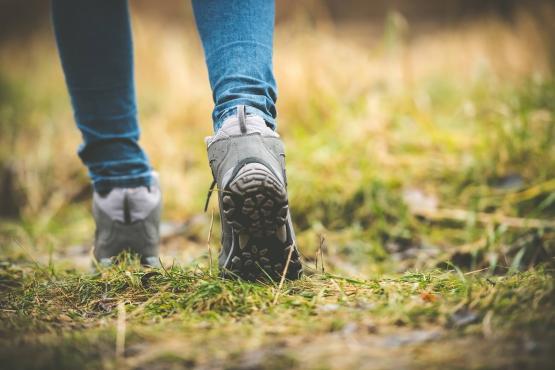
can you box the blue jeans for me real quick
[52,0,277,193]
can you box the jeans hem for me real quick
[92,173,152,194]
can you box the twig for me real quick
[206,208,214,276]
[319,235,326,273]
[128,283,171,319]
[273,242,295,305]
[412,208,555,229]
[463,267,489,275]
[315,244,319,271]
[12,237,40,267]
[116,301,126,364]
[323,273,367,285]
[330,278,346,301]
[482,310,494,338]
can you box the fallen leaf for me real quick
[420,291,437,303]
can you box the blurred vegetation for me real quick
[0,1,554,369]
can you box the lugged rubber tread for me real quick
[221,163,302,281]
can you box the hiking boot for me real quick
[205,105,302,281]
[92,173,162,267]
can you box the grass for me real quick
[1,6,555,370]
[1,258,553,369]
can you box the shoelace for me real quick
[204,179,216,212]
[204,105,248,212]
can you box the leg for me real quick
[52,0,161,266]
[192,0,278,131]
[52,0,151,193]
[196,0,302,280]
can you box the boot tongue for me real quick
[206,115,278,146]
[219,115,271,136]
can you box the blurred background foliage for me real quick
[0,0,554,277]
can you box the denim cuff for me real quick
[215,105,276,132]
[92,173,152,194]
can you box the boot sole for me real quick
[221,163,302,281]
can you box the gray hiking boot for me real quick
[206,105,302,281]
[92,173,162,267]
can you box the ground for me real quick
[0,8,554,370]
